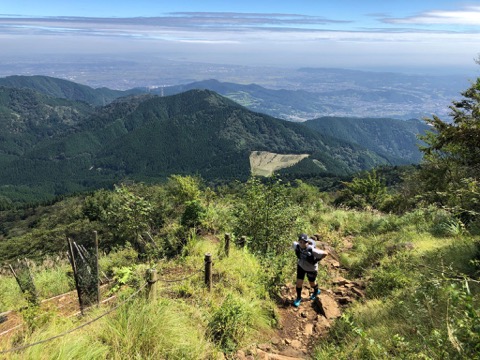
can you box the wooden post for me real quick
[204,253,212,292]
[93,231,100,306]
[224,233,230,257]
[239,236,246,249]
[146,269,158,301]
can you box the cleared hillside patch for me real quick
[249,151,309,177]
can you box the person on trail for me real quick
[292,233,328,307]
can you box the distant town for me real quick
[0,54,472,120]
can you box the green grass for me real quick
[1,234,277,358]
[2,202,479,359]
[33,265,73,299]
[313,227,480,360]
[0,275,27,312]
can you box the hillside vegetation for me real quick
[0,174,478,359]
[0,72,479,358]
[0,83,411,206]
[303,117,429,165]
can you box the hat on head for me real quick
[298,233,308,242]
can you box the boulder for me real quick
[332,276,350,286]
[315,293,341,319]
[304,323,314,336]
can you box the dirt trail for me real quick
[236,239,364,360]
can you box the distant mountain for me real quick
[303,117,429,164]
[0,75,461,122]
[0,75,141,106]
[147,79,328,121]
[0,88,390,204]
[144,76,460,121]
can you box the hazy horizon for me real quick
[1,0,480,79]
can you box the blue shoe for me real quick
[293,298,302,307]
[310,289,321,300]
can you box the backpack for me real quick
[295,244,320,265]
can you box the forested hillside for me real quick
[303,117,429,164]
[0,75,140,106]
[0,70,479,360]
[0,87,395,206]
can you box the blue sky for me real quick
[1,0,480,73]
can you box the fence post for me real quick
[204,253,212,292]
[224,233,230,257]
[239,236,246,249]
[146,269,158,301]
[93,231,100,306]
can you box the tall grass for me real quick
[99,298,215,359]
[33,265,73,299]
[0,275,27,312]
[313,230,480,360]
[2,297,216,360]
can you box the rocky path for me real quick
[236,241,365,360]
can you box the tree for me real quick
[335,170,389,210]
[234,177,300,255]
[83,185,153,249]
[418,62,480,224]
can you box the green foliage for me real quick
[335,170,389,210]
[234,177,301,256]
[109,266,135,294]
[83,185,153,250]
[208,293,255,353]
[399,205,463,237]
[181,200,206,229]
[0,75,138,106]
[166,175,202,205]
[98,244,139,276]
[411,71,480,229]
[98,298,214,359]
[0,84,405,205]
[0,274,27,312]
[33,264,73,299]
[446,282,480,358]
[304,116,428,165]
[366,252,416,298]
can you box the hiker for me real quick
[292,233,328,307]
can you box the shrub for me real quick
[99,243,138,276]
[208,293,255,353]
[366,252,416,298]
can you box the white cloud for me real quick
[0,12,479,71]
[384,6,480,26]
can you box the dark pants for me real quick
[296,264,317,282]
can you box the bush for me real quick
[208,293,255,353]
[366,252,416,298]
[98,243,138,277]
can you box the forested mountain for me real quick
[0,76,431,205]
[0,87,394,205]
[0,86,94,167]
[0,75,141,106]
[303,117,430,164]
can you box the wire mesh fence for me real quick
[8,259,38,305]
[67,237,100,313]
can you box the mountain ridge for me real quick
[0,77,429,204]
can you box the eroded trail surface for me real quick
[236,240,365,360]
